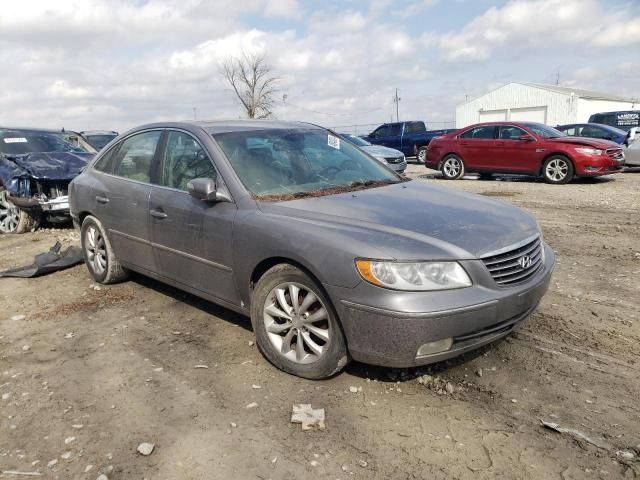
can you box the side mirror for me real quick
[518,134,533,142]
[187,177,231,203]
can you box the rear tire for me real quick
[542,155,574,184]
[416,146,427,164]
[0,191,41,234]
[250,264,349,379]
[440,154,465,180]
[80,215,129,284]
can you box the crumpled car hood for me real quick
[7,152,94,180]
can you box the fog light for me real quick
[417,338,453,356]
[584,166,599,172]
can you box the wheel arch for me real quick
[539,152,575,176]
[248,255,350,350]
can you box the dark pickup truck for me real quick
[361,121,456,162]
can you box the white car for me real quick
[624,127,640,167]
[340,133,407,173]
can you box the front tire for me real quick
[80,215,129,284]
[440,154,465,180]
[250,264,349,379]
[0,191,41,234]
[542,156,574,184]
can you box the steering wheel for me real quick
[316,165,341,178]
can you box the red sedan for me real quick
[425,122,625,184]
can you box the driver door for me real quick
[149,129,239,304]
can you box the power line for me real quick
[282,100,384,117]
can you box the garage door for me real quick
[479,109,507,122]
[510,107,547,124]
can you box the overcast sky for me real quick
[1,0,639,133]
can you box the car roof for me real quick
[124,120,324,136]
[0,126,80,134]
[80,130,118,135]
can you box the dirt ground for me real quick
[1,166,639,480]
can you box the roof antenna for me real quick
[61,127,66,133]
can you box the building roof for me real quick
[460,82,637,106]
[520,82,637,102]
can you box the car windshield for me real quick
[84,134,117,150]
[213,128,403,200]
[0,129,92,155]
[341,134,371,147]
[523,123,567,139]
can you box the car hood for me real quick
[4,152,94,180]
[548,136,620,149]
[361,145,404,158]
[259,181,539,260]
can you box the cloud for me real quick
[434,0,640,62]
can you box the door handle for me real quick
[96,195,109,204]
[495,141,504,146]
[150,209,168,219]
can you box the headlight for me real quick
[575,147,603,155]
[355,260,472,291]
[373,155,388,164]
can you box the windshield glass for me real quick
[213,128,403,199]
[0,129,92,155]
[523,123,567,139]
[341,134,371,147]
[84,134,117,150]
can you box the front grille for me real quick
[385,156,405,164]
[606,148,624,161]
[482,237,543,286]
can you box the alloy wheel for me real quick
[418,149,427,163]
[263,282,330,364]
[443,157,461,178]
[0,192,20,234]
[85,225,107,275]
[545,158,569,182]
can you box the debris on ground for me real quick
[10,315,26,321]
[0,242,83,278]
[416,375,458,395]
[136,442,155,456]
[1,471,42,476]
[246,402,258,409]
[291,404,326,431]
[193,365,209,369]
[541,421,613,450]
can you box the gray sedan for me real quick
[340,133,407,173]
[69,120,554,379]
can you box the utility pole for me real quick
[282,94,288,120]
[392,88,401,122]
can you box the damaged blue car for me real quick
[0,127,95,233]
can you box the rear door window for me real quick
[460,126,496,139]
[159,131,217,191]
[111,131,162,183]
[405,122,426,134]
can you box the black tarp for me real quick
[0,241,83,278]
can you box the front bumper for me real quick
[326,244,555,368]
[8,193,70,213]
[575,152,625,176]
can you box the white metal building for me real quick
[456,82,638,128]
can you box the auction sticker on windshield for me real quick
[328,134,340,149]
[3,138,28,143]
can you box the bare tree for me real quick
[220,53,279,119]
